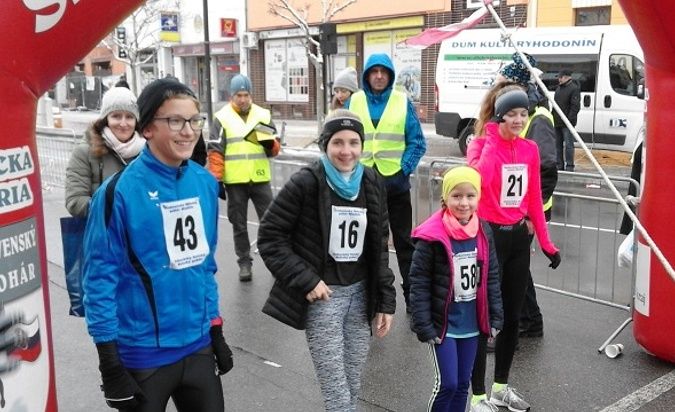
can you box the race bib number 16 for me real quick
[160,197,210,270]
[329,205,367,262]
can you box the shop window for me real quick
[575,7,611,26]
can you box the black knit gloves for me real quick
[544,250,562,269]
[210,325,234,375]
[95,342,145,410]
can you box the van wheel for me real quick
[458,124,475,156]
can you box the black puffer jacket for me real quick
[258,161,396,330]
[409,213,503,343]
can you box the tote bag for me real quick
[60,216,87,317]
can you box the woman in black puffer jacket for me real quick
[258,109,395,412]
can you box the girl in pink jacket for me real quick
[466,85,561,412]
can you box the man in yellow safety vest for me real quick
[207,74,280,282]
[346,53,427,313]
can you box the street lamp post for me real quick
[202,0,213,123]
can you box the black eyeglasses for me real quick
[153,116,206,132]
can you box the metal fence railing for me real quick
[423,158,638,309]
[35,127,83,190]
[35,132,637,346]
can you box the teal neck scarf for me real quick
[320,155,364,201]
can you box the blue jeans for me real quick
[555,127,575,171]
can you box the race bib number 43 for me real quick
[500,164,528,208]
[329,206,367,262]
[160,198,210,270]
[453,249,478,302]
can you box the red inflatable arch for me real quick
[0,1,142,410]
[618,1,675,363]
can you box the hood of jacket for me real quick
[362,53,396,96]
[85,125,109,158]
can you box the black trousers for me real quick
[386,189,414,303]
[124,346,224,412]
[472,222,530,394]
[520,234,543,329]
[226,182,273,267]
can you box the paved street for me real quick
[35,110,674,411]
[41,181,674,411]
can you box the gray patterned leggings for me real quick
[305,281,370,412]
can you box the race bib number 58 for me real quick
[329,206,367,262]
[453,249,478,302]
[160,197,210,270]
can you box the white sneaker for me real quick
[470,399,499,412]
[489,385,530,412]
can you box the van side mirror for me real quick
[636,83,645,100]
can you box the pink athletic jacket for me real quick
[467,122,558,255]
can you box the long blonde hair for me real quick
[474,82,525,136]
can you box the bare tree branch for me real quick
[327,0,357,20]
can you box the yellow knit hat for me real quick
[442,166,481,202]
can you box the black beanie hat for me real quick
[137,78,198,131]
[494,89,529,121]
[318,109,365,152]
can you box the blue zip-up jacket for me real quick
[346,53,426,187]
[83,146,220,351]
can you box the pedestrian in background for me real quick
[83,78,232,411]
[65,86,144,218]
[553,69,581,172]
[346,53,427,313]
[410,166,503,412]
[331,67,358,110]
[257,109,396,412]
[468,85,561,412]
[207,74,280,282]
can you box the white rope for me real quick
[483,2,675,283]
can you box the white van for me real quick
[434,25,645,155]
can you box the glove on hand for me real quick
[544,250,561,269]
[96,342,145,410]
[491,328,501,338]
[210,325,234,375]
[426,337,442,345]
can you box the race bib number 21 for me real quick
[500,164,528,208]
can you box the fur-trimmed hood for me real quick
[85,125,110,159]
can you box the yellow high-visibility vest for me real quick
[214,104,272,184]
[349,90,407,176]
[521,106,555,211]
[521,106,554,137]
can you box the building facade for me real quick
[245,0,630,121]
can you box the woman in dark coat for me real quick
[257,109,396,412]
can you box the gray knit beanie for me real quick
[332,67,358,93]
[494,89,529,121]
[100,87,139,121]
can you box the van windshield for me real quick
[536,54,598,93]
